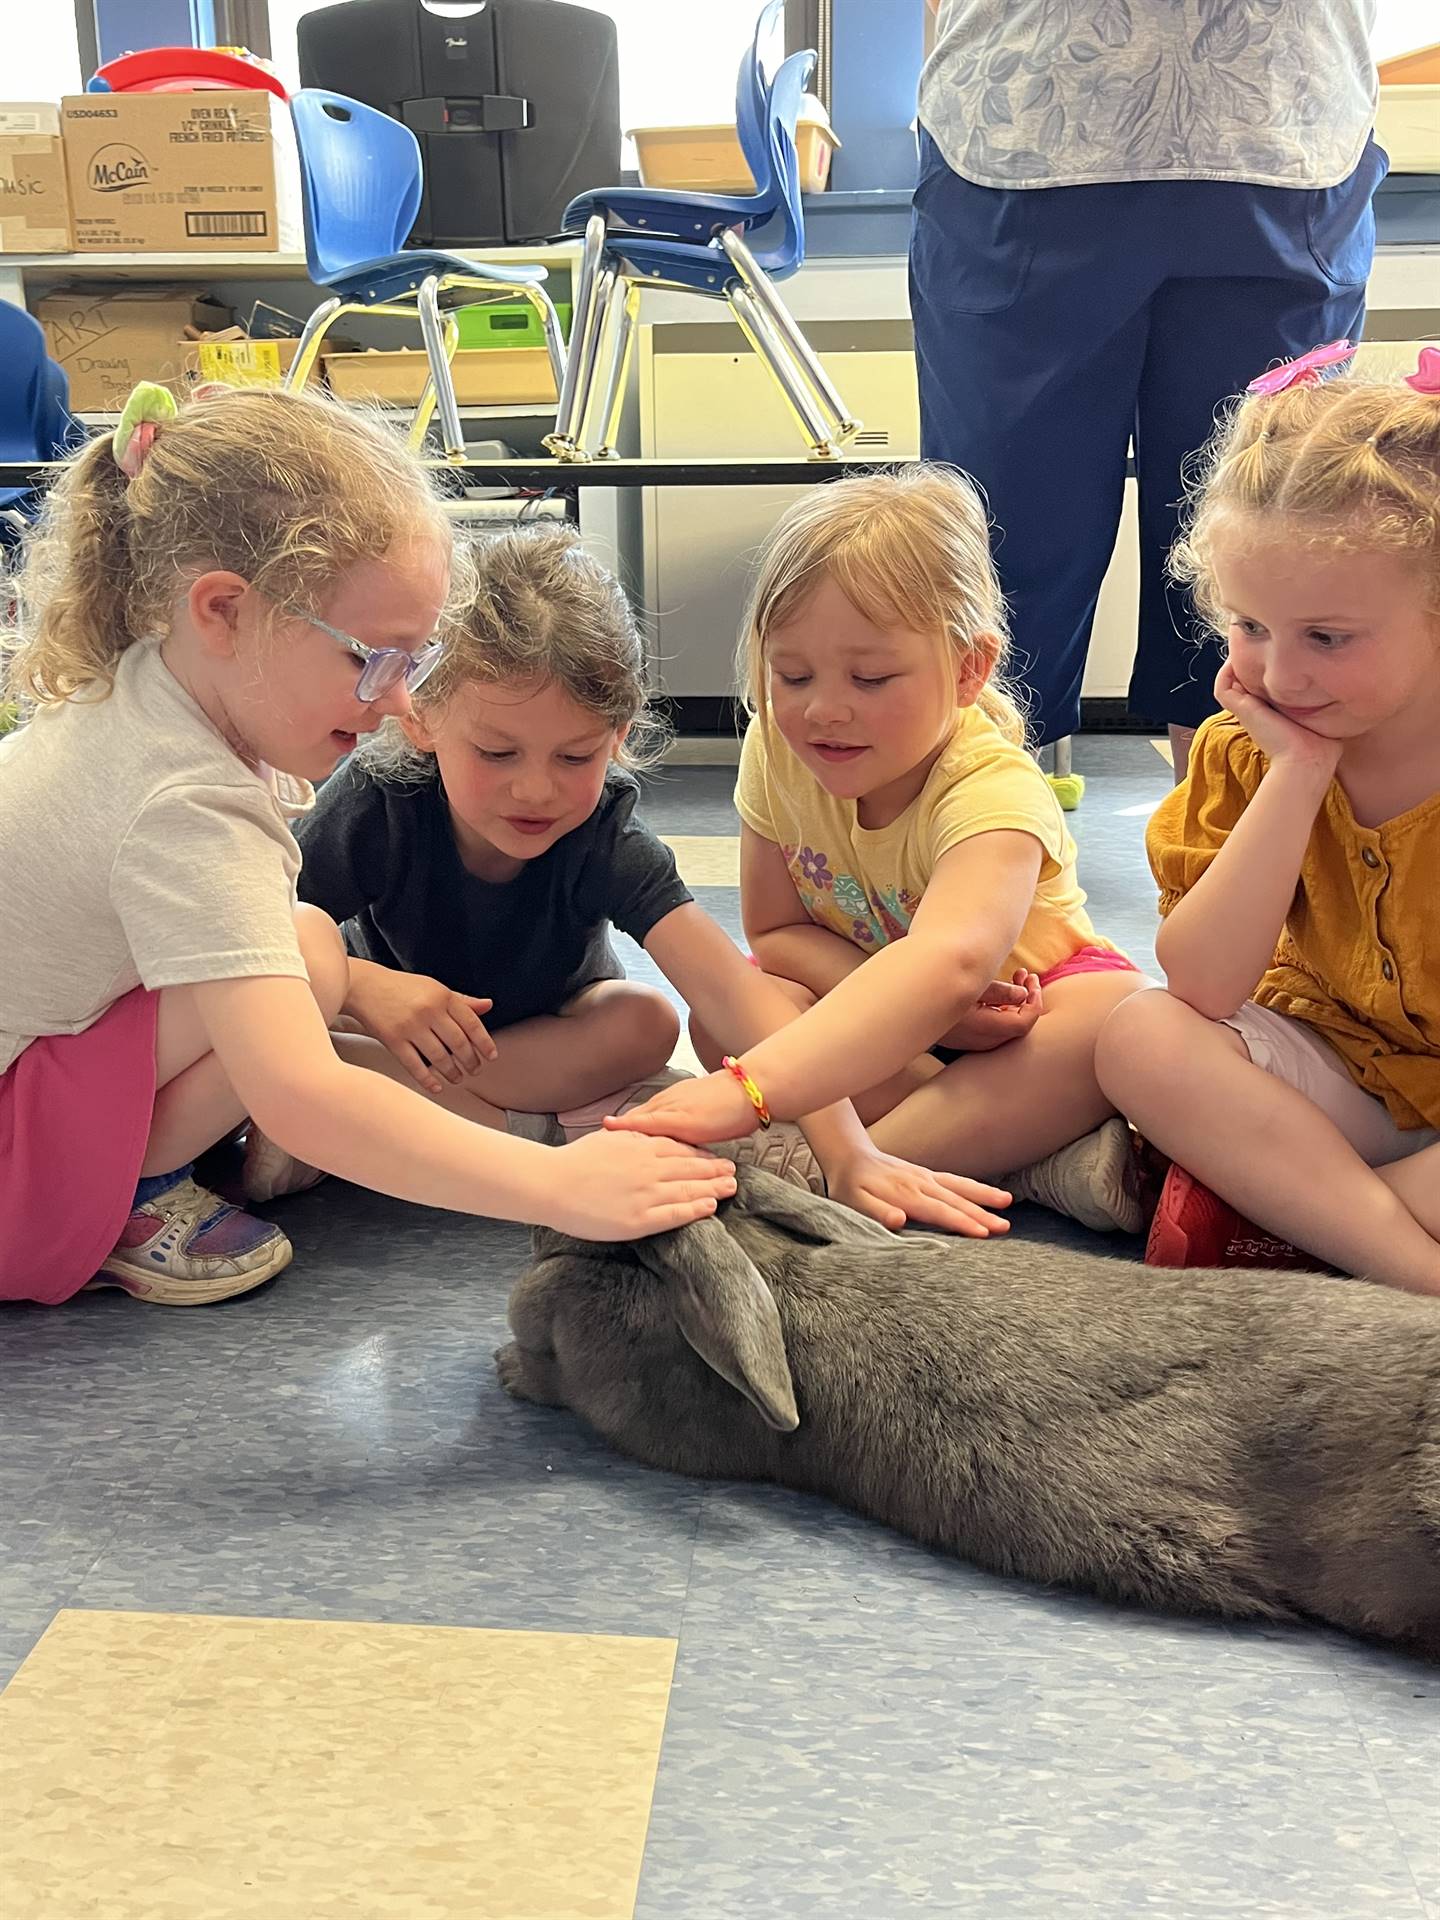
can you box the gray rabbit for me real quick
[496,1168,1440,1655]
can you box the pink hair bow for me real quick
[1246,340,1354,396]
[1405,345,1440,394]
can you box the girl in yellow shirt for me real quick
[613,465,1147,1232]
[1097,358,1440,1295]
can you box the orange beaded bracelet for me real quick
[721,1055,771,1129]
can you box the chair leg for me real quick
[586,277,641,460]
[416,273,465,459]
[284,296,344,391]
[435,274,568,396]
[527,285,568,394]
[410,312,460,453]
[720,230,860,443]
[729,285,841,459]
[573,266,620,458]
[546,214,608,461]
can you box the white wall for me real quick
[1372,2,1438,62]
[8,17,82,100]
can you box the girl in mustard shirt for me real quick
[1097,355,1440,1294]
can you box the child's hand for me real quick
[1215,661,1344,778]
[345,966,499,1094]
[826,1149,1012,1237]
[935,970,1044,1054]
[604,1067,762,1144]
[549,1132,737,1239]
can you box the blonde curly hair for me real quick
[6,384,457,708]
[360,523,669,783]
[737,463,1028,746]
[1172,373,1440,633]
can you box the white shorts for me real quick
[1222,1001,1439,1169]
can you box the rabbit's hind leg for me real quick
[495,1341,568,1410]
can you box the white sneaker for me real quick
[1003,1117,1143,1234]
[241,1125,327,1203]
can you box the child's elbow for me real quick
[915,941,1000,1020]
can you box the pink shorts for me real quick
[1037,944,1142,989]
[0,988,158,1305]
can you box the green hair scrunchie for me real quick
[112,381,179,479]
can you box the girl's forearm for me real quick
[739,938,989,1120]
[253,1058,553,1221]
[1157,760,1330,1018]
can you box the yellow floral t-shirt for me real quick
[1148,713,1440,1131]
[735,707,1106,977]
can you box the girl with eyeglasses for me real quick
[0,385,735,1307]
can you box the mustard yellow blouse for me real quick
[1147,715,1440,1132]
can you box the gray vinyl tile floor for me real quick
[2,736,1435,1919]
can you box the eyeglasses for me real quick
[293,609,446,703]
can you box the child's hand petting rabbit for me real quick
[823,1151,1012,1236]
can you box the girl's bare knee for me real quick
[1094,985,1181,1101]
[295,903,349,1026]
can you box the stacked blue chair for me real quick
[546,6,858,462]
[284,90,567,458]
[0,305,78,551]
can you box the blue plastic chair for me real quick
[547,46,858,462]
[561,0,784,246]
[284,90,567,458]
[0,305,78,548]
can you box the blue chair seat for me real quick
[603,234,759,293]
[329,250,548,303]
[561,188,767,246]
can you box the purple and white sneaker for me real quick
[88,1176,292,1306]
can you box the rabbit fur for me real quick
[496,1169,1440,1655]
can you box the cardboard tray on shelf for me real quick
[322,346,557,407]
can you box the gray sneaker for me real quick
[721,1121,826,1195]
[1003,1117,1144,1234]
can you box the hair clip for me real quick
[111,381,178,479]
[1246,340,1354,397]
[1405,345,1440,394]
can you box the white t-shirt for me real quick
[0,639,311,1074]
[919,0,1377,190]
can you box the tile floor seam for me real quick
[1336,1669,1436,1912]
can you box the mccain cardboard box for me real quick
[0,103,73,253]
[34,285,232,412]
[61,90,301,253]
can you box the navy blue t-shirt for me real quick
[296,761,690,1031]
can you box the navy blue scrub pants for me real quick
[908,132,1386,742]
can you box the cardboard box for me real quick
[323,346,558,407]
[34,285,233,412]
[61,90,301,253]
[0,102,73,253]
[184,329,307,389]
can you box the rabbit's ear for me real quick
[734,1167,897,1247]
[635,1216,799,1432]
